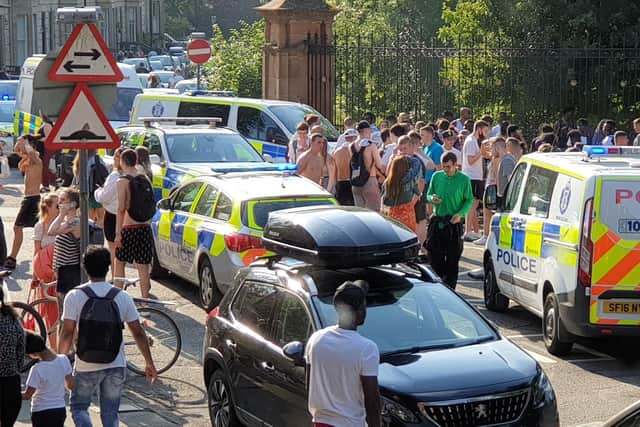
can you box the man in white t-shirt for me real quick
[305,280,381,427]
[59,246,157,427]
[442,130,462,166]
[461,120,490,241]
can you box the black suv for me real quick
[203,260,559,427]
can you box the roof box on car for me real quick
[262,206,419,268]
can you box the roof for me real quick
[136,92,309,108]
[256,0,334,12]
[199,172,332,201]
[120,124,237,135]
[523,151,640,179]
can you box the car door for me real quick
[236,106,289,161]
[227,281,280,426]
[492,162,527,299]
[261,290,313,427]
[182,184,219,282]
[143,131,169,198]
[515,165,559,308]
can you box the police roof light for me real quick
[56,7,103,24]
[275,163,298,172]
[0,94,9,101]
[583,145,640,158]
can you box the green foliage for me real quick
[164,0,195,38]
[203,20,264,98]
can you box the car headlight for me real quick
[532,367,555,408]
[381,396,420,423]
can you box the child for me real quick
[22,332,73,427]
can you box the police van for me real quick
[128,92,340,162]
[484,146,640,355]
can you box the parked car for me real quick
[203,206,560,427]
[0,80,18,100]
[149,55,178,71]
[0,100,18,166]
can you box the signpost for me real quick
[187,37,211,90]
[45,7,123,279]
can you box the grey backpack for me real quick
[76,286,124,364]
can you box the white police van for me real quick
[484,146,640,355]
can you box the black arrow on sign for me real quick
[63,61,91,73]
[73,49,101,60]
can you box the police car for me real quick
[151,171,337,310]
[111,117,277,200]
[484,146,640,355]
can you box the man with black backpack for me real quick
[351,121,385,211]
[114,149,156,299]
[59,246,157,426]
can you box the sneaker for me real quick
[463,232,480,242]
[473,236,487,245]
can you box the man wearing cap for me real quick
[351,121,385,211]
[442,130,462,165]
[332,129,358,205]
[305,280,381,427]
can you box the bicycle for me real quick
[0,270,48,373]
[115,277,182,376]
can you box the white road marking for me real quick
[574,344,615,360]
[524,349,557,364]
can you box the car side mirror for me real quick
[485,185,498,211]
[157,198,172,211]
[283,341,305,367]
[263,153,274,163]
[149,154,161,166]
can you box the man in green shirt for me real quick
[426,152,474,289]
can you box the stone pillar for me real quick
[256,0,337,119]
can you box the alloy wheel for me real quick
[209,378,230,427]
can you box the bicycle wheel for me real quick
[124,306,181,375]
[12,301,47,373]
[29,298,60,337]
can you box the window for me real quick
[177,102,230,126]
[269,105,340,140]
[273,292,312,347]
[520,166,558,218]
[213,192,233,221]
[164,133,262,163]
[16,15,28,64]
[503,163,526,212]
[194,185,218,217]
[237,107,288,145]
[172,182,202,212]
[144,132,163,157]
[231,282,278,339]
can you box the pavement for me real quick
[2,167,640,426]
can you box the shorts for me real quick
[471,180,484,200]
[414,199,427,222]
[104,211,116,242]
[15,195,40,227]
[116,224,154,265]
[335,180,354,206]
[56,264,81,294]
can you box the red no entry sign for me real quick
[188,39,212,64]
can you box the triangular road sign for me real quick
[48,23,123,82]
[45,83,121,150]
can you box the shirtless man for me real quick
[297,134,336,193]
[352,121,385,211]
[4,135,42,269]
[114,149,154,298]
[332,129,358,205]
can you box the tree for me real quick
[203,20,264,98]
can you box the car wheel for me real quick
[150,245,168,279]
[483,259,509,312]
[543,292,573,356]
[199,257,222,312]
[208,370,240,427]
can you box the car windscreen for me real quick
[0,102,14,122]
[0,82,17,100]
[106,87,143,122]
[242,198,335,230]
[150,56,172,67]
[165,133,264,163]
[268,105,340,140]
[313,283,497,355]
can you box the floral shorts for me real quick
[115,225,153,265]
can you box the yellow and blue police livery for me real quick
[151,170,337,311]
[111,120,277,201]
[484,146,640,356]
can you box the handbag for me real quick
[0,155,10,179]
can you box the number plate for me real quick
[602,301,640,314]
[618,219,640,233]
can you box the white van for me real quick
[14,57,143,135]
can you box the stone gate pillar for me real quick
[256,0,337,119]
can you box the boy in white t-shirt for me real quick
[22,332,73,427]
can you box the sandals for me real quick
[3,256,16,270]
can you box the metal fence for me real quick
[307,31,640,135]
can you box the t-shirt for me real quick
[26,355,72,412]
[305,326,379,427]
[444,147,462,164]
[602,135,614,146]
[634,134,640,147]
[462,135,483,180]
[33,221,56,248]
[380,143,396,168]
[427,170,474,218]
[62,281,139,372]
[424,142,444,183]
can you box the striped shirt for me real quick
[53,218,81,269]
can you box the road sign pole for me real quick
[79,149,89,282]
[197,64,201,90]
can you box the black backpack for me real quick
[123,174,156,222]
[350,144,370,187]
[76,286,123,364]
[89,156,109,192]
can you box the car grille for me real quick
[417,388,530,426]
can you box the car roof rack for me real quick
[184,90,236,97]
[139,117,222,128]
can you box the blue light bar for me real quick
[583,145,608,156]
[583,145,640,157]
[275,163,298,172]
[0,94,9,101]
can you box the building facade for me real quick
[0,0,164,68]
